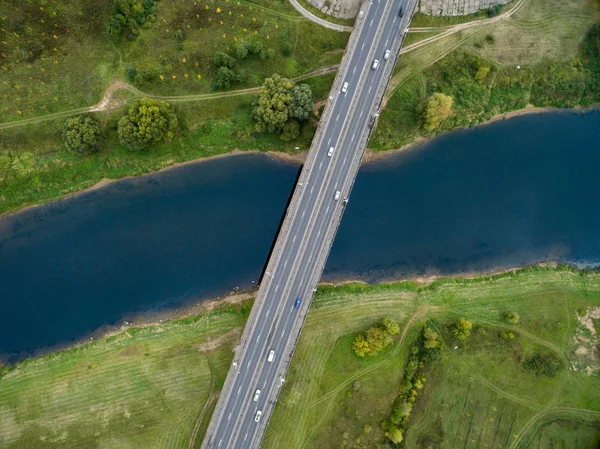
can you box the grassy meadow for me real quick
[0,0,347,122]
[1,266,599,448]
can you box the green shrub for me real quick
[523,352,561,377]
[117,98,179,151]
[62,116,101,155]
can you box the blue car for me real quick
[294,297,302,309]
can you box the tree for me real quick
[290,84,314,121]
[214,66,236,89]
[62,116,101,155]
[117,98,178,151]
[266,48,276,60]
[382,317,400,336]
[236,42,248,60]
[280,120,300,141]
[422,92,453,131]
[475,65,491,82]
[352,334,370,357]
[388,425,404,444]
[253,74,294,133]
[213,51,236,69]
[365,326,390,355]
[363,424,372,434]
[253,74,313,141]
[248,39,263,55]
[422,327,441,349]
[451,318,473,340]
[504,311,520,324]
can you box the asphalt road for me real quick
[203,1,414,447]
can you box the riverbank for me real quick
[2,105,595,220]
[2,264,598,448]
[0,260,569,366]
[364,105,596,162]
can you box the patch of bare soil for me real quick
[193,328,242,353]
[570,306,600,376]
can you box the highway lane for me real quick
[206,2,384,446]
[204,0,414,446]
[230,1,413,446]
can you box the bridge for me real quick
[202,0,418,447]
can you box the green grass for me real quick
[0,300,252,448]
[2,266,598,448]
[410,10,490,28]
[0,0,348,123]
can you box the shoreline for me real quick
[1,105,598,220]
[364,104,600,162]
[0,260,586,367]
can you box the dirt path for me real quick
[0,65,339,131]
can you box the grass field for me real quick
[0,0,347,123]
[1,266,599,448]
[372,0,600,151]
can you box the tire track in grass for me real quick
[508,407,600,449]
[265,307,429,439]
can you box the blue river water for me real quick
[0,110,599,361]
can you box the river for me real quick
[1,110,599,361]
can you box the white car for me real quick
[255,410,262,422]
[341,81,349,93]
[384,49,391,60]
[328,146,335,157]
[253,389,261,402]
[267,349,275,362]
[372,59,379,70]
[334,191,341,201]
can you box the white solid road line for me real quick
[212,1,406,444]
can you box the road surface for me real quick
[202,0,416,447]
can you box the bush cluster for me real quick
[252,74,314,141]
[382,324,443,445]
[106,0,157,44]
[212,39,275,90]
[63,98,179,155]
[352,317,400,357]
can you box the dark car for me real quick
[398,6,404,17]
[294,297,302,309]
